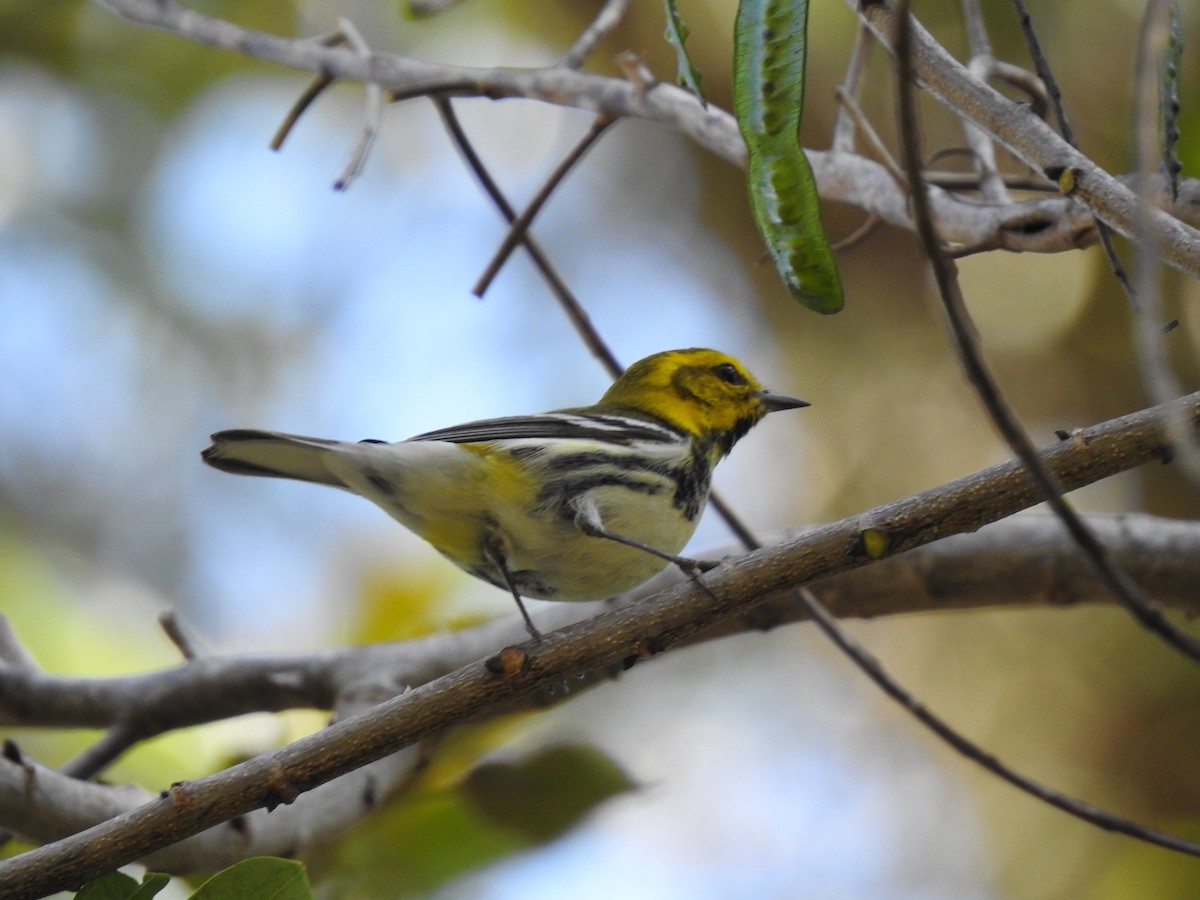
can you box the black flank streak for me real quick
[540,473,665,513]
[542,451,673,475]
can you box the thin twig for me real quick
[926,170,1055,191]
[987,59,1050,119]
[832,21,875,153]
[923,149,1056,193]
[270,32,346,151]
[797,584,1199,852]
[1131,0,1200,485]
[158,612,206,661]
[0,616,37,670]
[271,72,335,150]
[60,725,142,781]
[615,49,658,92]
[472,115,614,297]
[960,0,1009,203]
[1007,0,1139,302]
[559,0,632,70]
[830,214,883,252]
[332,18,383,191]
[893,4,1200,663]
[834,86,906,185]
[435,99,622,374]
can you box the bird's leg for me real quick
[483,538,542,641]
[571,497,718,578]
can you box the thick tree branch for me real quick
[2,514,1199,874]
[2,514,1198,739]
[2,393,1198,896]
[0,743,422,874]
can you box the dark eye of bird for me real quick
[712,363,745,385]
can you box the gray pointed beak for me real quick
[760,391,811,413]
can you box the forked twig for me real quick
[834,86,906,185]
[270,31,346,151]
[832,22,875,153]
[435,99,621,374]
[560,0,632,70]
[472,114,614,297]
[1008,0,1139,301]
[960,0,1011,203]
[332,18,383,191]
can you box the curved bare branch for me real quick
[96,0,1200,269]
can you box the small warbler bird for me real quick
[202,348,807,637]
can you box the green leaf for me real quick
[74,871,169,900]
[312,788,526,895]
[130,873,171,900]
[663,0,707,104]
[463,743,637,843]
[733,0,843,313]
[1160,0,1183,202]
[189,858,312,900]
[75,872,140,900]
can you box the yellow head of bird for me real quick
[597,349,808,460]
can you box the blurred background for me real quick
[2,1,1200,896]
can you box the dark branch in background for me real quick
[472,114,614,298]
[433,98,623,375]
[4,395,1200,895]
[1007,0,1140,308]
[889,0,1200,665]
[884,0,1200,854]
